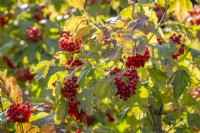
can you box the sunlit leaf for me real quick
[54,98,67,125]
[40,124,56,133]
[67,0,85,10]
[15,123,39,133]
[0,76,23,104]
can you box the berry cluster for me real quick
[61,76,79,101]
[125,47,150,68]
[188,5,200,25]
[109,67,121,75]
[66,56,83,69]
[154,4,165,20]
[58,34,83,53]
[113,66,139,100]
[6,102,34,123]
[61,76,92,124]
[105,113,115,122]
[26,26,43,42]
[68,101,92,123]
[0,14,12,27]
[14,68,34,82]
[33,3,51,22]
[169,34,185,60]
[157,38,163,45]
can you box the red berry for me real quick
[114,66,139,100]
[6,102,34,123]
[26,26,43,42]
[126,47,150,68]
[58,34,83,53]
[61,76,79,101]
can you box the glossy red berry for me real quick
[114,66,139,100]
[66,56,83,69]
[126,47,150,68]
[6,102,34,123]
[61,76,79,101]
[58,34,83,53]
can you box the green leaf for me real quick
[187,113,200,130]
[67,0,85,10]
[54,98,67,125]
[77,64,92,87]
[148,67,168,88]
[33,60,55,81]
[94,77,116,111]
[77,85,94,115]
[172,70,190,100]
[138,0,156,4]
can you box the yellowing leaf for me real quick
[15,123,39,133]
[40,124,56,133]
[63,15,90,38]
[73,25,91,39]
[169,0,193,22]
[0,76,23,104]
[67,0,85,10]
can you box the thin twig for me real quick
[148,5,170,42]
[165,119,182,133]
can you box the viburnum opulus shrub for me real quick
[1,0,200,133]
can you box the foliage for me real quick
[1,0,200,132]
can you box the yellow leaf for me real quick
[40,124,56,133]
[67,0,85,10]
[169,0,193,23]
[15,123,39,133]
[63,15,90,38]
[0,76,23,104]
[73,25,92,39]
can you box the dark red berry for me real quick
[6,102,34,123]
[126,47,150,68]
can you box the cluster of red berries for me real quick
[66,56,83,69]
[154,4,165,20]
[169,34,185,60]
[109,67,121,75]
[68,101,92,123]
[157,38,163,45]
[61,76,92,123]
[105,113,115,122]
[6,102,34,123]
[125,47,150,68]
[14,68,35,82]
[58,34,83,53]
[61,76,79,101]
[26,26,43,42]
[188,5,200,25]
[33,3,51,22]
[112,66,139,100]
[0,14,12,27]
